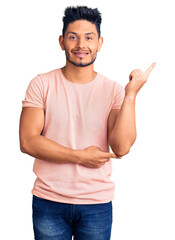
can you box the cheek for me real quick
[91,52,98,59]
[91,42,100,52]
[65,50,70,58]
[91,46,98,55]
[63,40,74,50]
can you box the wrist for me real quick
[125,93,136,101]
[74,149,83,164]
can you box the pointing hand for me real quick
[125,62,156,98]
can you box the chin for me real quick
[67,57,96,68]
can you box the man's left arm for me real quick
[108,62,157,157]
[108,95,136,157]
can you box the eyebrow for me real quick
[67,31,95,36]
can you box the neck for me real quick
[61,61,97,84]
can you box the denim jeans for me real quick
[32,195,113,240]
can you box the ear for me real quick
[59,35,65,50]
[97,37,103,52]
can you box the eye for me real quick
[69,36,77,40]
[86,37,93,40]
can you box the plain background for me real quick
[1,0,175,239]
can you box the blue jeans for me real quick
[32,195,113,240]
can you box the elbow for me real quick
[20,145,27,153]
[109,139,134,157]
[109,135,137,157]
[20,138,29,154]
[20,142,27,153]
[113,147,130,157]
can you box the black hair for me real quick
[62,6,102,38]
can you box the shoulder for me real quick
[97,72,124,90]
[37,68,60,80]
[31,68,61,89]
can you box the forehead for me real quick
[65,20,98,35]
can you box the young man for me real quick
[19,6,156,240]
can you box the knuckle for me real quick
[132,70,137,75]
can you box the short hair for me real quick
[62,6,102,38]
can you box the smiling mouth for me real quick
[73,52,89,58]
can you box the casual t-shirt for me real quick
[22,68,125,204]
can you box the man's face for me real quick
[59,20,103,67]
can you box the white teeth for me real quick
[74,53,88,57]
[73,52,88,54]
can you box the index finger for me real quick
[103,152,121,159]
[144,62,157,78]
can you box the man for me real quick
[19,6,156,240]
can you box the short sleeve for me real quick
[22,74,45,109]
[111,82,125,109]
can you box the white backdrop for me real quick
[0,0,175,239]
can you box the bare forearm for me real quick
[110,95,136,156]
[109,62,156,156]
[20,135,80,164]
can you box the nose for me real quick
[76,37,86,48]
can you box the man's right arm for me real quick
[19,107,80,164]
[19,107,119,167]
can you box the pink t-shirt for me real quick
[22,68,125,204]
